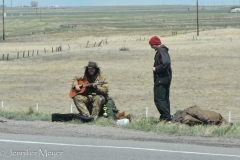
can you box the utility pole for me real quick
[162,0,165,22]
[40,8,42,22]
[11,0,12,18]
[2,0,5,40]
[196,0,199,36]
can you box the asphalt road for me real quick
[0,133,239,160]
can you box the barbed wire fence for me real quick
[0,39,108,61]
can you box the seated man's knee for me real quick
[94,95,105,104]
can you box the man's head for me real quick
[149,36,162,50]
[85,61,99,76]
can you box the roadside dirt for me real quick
[0,117,240,148]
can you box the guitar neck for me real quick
[80,81,103,88]
[82,83,94,88]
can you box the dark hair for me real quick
[84,67,101,81]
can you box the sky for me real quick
[3,0,240,7]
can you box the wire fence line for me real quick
[1,26,237,62]
[0,39,108,61]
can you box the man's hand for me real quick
[93,83,97,88]
[75,85,81,91]
[152,67,156,72]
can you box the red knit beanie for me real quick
[149,36,162,45]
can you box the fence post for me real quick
[146,107,148,118]
[98,39,103,46]
[28,51,29,57]
[228,111,231,122]
[7,54,9,61]
[23,51,25,58]
[52,47,53,53]
[17,52,19,59]
[2,54,4,60]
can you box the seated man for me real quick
[172,105,231,126]
[70,61,108,120]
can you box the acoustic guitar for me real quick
[69,80,104,98]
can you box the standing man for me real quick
[149,36,172,123]
[71,61,108,120]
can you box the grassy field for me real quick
[0,5,239,124]
[2,5,240,38]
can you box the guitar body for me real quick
[69,80,90,98]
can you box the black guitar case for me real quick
[51,113,93,123]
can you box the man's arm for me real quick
[71,75,84,88]
[155,48,171,73]
[95,76,109,96]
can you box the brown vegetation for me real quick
[0,28,239,123]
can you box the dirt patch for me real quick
[0,117,239,148]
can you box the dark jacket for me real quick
[153,45,172,84]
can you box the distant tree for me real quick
[31,1,38,7]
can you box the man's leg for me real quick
[73,95,90,117]
[166,83,171,119]
[154,83,171,121]
[91,95,105,120]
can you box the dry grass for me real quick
[0,28,239,123]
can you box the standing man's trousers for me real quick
[154,82,171,121]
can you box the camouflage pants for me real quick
[73,95,105,120]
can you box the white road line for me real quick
[0,139,239,158]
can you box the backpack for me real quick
[100,97,119,120]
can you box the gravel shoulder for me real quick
[0,117,239,148]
